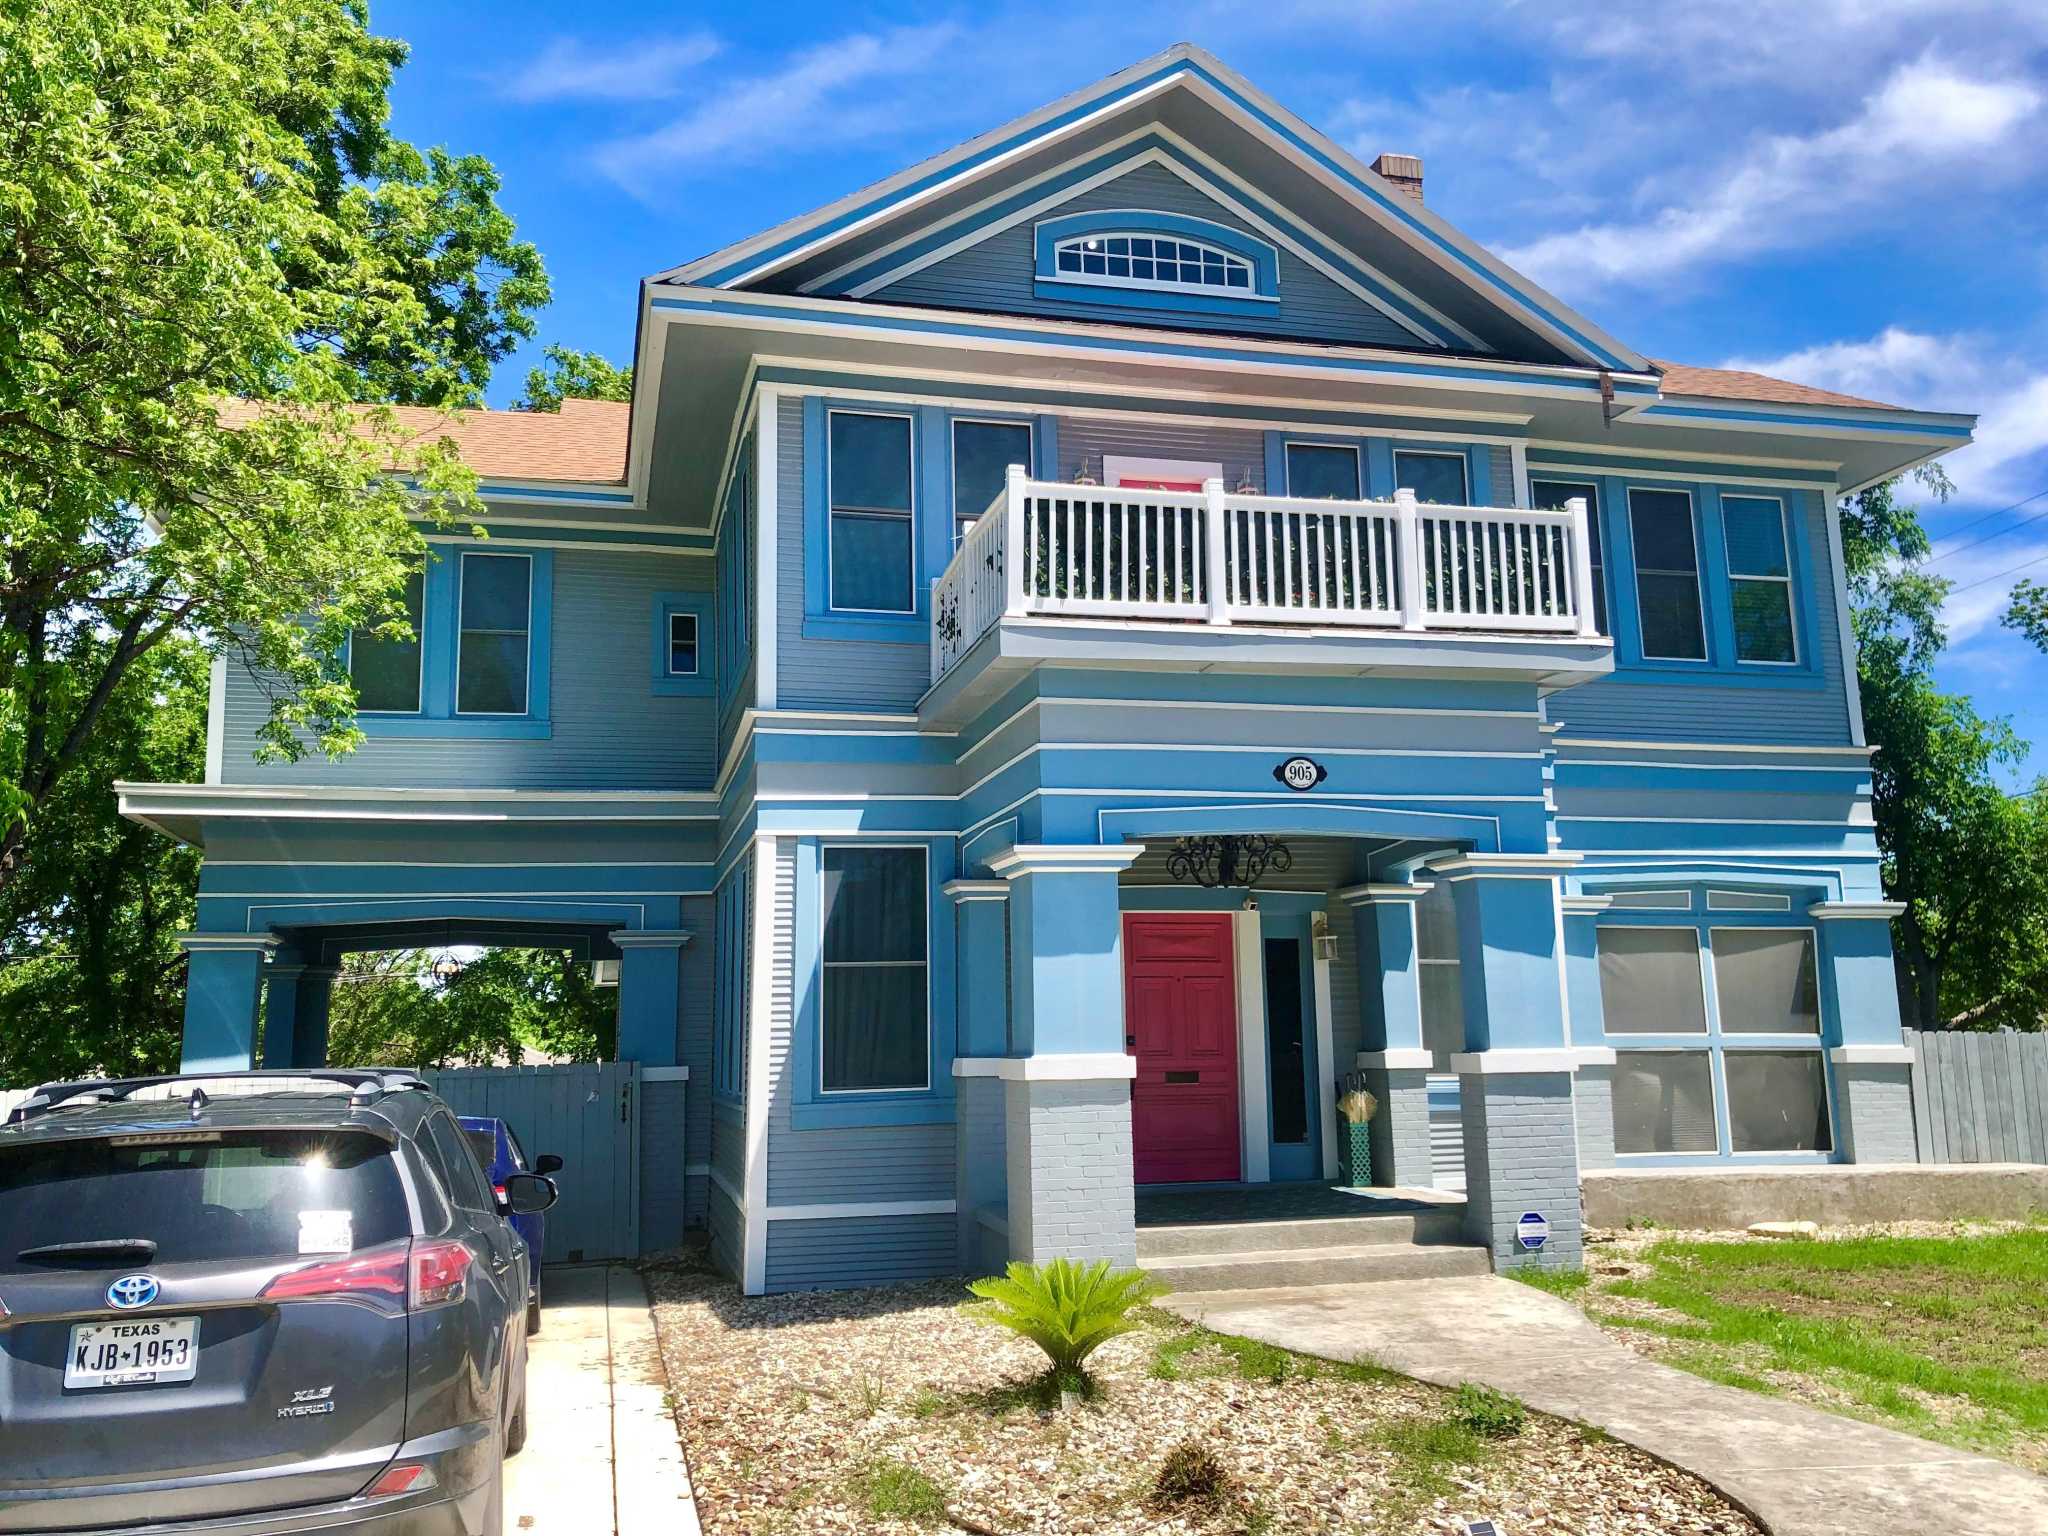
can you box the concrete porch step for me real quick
[1136,1207,1469,1260]
[1146,1240,1492,1293]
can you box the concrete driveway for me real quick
[505,1265,701,1536]
[1167,1275,2048,1536]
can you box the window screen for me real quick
[1394,450,1469,506]
[1712,929,1820,1034]
[457,553,532,714]
[952,420,1030,540]
[1724,495,1796,662]
[829,412,915,612]
[350,567,425,713]
[1613,1052,1719,1154]
[1287,444,1362,501]
[1628,488,1706,660]
[1725,1051,1831,1152]
[1597,927,1708,1034]
[821,847,929,1091]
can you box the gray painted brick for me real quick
[1460,1072,1584,1271]
[1836,1063,1918,1164]
[1364,1068,1435,1188]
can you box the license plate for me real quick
[65,1317,199,1389]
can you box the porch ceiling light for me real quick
[1164,834,1293,889]
[431,955,463,982]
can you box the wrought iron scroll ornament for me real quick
[1164,834,1294,889]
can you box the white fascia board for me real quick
[952,1053,1139,1081]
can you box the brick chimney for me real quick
[1371,152,1424,202]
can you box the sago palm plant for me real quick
[967,1258,1166,1392]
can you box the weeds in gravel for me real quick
[1150,1323,1312,1385]
[1151,1440,1235,1509]
[1509,1264,1591,1297]
[1451,1382,1527,1438]
[854,1375,888,1418]
[847,1457,949,1525]
[910,1388,946,1419]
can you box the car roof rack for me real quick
[5,1068,429,1125]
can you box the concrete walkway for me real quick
[506,1265,702,1536]
[1164,1275,2048,1536]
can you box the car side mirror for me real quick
[500,1173,559,1215]
[532,1154,564,1177]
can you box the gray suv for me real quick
[0,1069,557,1535]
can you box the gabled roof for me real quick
[222,397,628,485]
[1650,361,1899,412]
[653,43,1650,374]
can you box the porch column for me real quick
[1433,854,1596,1271]
[1561,895,1616,1170]
[946,880,1011,1272]
[610,930,691,1068]
[259,962,338,1070]
[179,934,278,1071]
[1811,901,1917,1163]
[985,844,1144,1267]
[293,967,337,1068]
[1336,883,1435,1189]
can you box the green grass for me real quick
[1575,1225,2048,1468]
[846,1457,949,1525]
[1507,1263,1591,1298]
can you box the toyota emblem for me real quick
[106,1274,161,1310]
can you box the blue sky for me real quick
[377,0,2048,773]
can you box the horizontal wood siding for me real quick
[764,1213,960,1292]
[775,401,930,712]
[1548,491,1853,745]
[220,547,717,788]
[1488,446,1516,507]
[1057,415,1267,491]
[875,163,1417,349]
[707,1183,742,1278]
[677,893,714,1227]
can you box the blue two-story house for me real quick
[123,45,1975,1293]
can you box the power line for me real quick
[1947,546,2048,597]
[1924,494,2048,567]
[1922,486,2048,556]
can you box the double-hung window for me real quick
[1393,449,1469,506]
[820,846,929,1093]
[350,566,426,713]
[666,612,699,676]
[1722,495,1798,663]
[951,419,1031,544]
[828,411,915,613]
[1532,479,1606,634]
[456,553,533,715]
[1285,443,1362,501]
[1627,488,1706,660]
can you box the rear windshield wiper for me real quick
[16,1239,159,1266]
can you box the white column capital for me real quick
[608,929,694,949]
[1560,893,1614,916]
[1335,882,1434,907]
[178,933,280,955]
[987,844,1146,879]
[942,879,1010,903]
[1424,852,1582,881]
[1807,901,1907,921]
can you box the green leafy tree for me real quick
[325,947,613,1068]
[515,345,633,412]
[0,0,549,897]
[0,637,206,1085]
[1842,477,2048,1029]
[2005,578,2048,652]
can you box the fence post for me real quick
[1395,487,1424,631]
[1004,463,1029,617]
[1568,495,1598,636]
[1203,477,1231,626]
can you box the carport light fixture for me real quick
[431,956,463,982]
[1165,834,1293,889]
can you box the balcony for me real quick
[931,467,1602,684]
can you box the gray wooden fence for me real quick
[1908,1029,2048,1164]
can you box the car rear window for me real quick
[0,1130,411,1273]
[463,1128,498,1171]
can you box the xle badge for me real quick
[279,1385,336,1420]
[1273,756,1327,792]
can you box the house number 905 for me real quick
[1274,756,1327,792]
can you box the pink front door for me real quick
[1124,913,1241,1184]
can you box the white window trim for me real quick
[1533,478,1604,626]
[1595,923,1710,1038]
[826,408,917,616]
[1283,440,1364,500]
[1048,229,1271,301]
[1723,493,1800,666]
[950,416,1034,539]
[1102,455,1223,488]
[667,610,700,677]
[1629,486,1709,663]
[1393,448,1470,505]
[453,551,533,718]
[818,841,933,1097]
[349,567,428,717]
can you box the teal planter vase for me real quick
[1340,1122,1373,1187]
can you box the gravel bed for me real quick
[645,1259,1759,1535]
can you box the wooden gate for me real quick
[1908,1030,2048,1165]
[424,1062,640,1263]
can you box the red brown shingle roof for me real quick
[221,396,629,483]
[1650,360,1901,412]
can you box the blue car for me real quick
[460,1117,561,1335]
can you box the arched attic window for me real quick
[1033,210,1279,316]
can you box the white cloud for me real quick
[502,34,722,103]
[593,26,962,195]
[1500,56,2040,291]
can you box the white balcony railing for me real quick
[932,466,1599,682]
